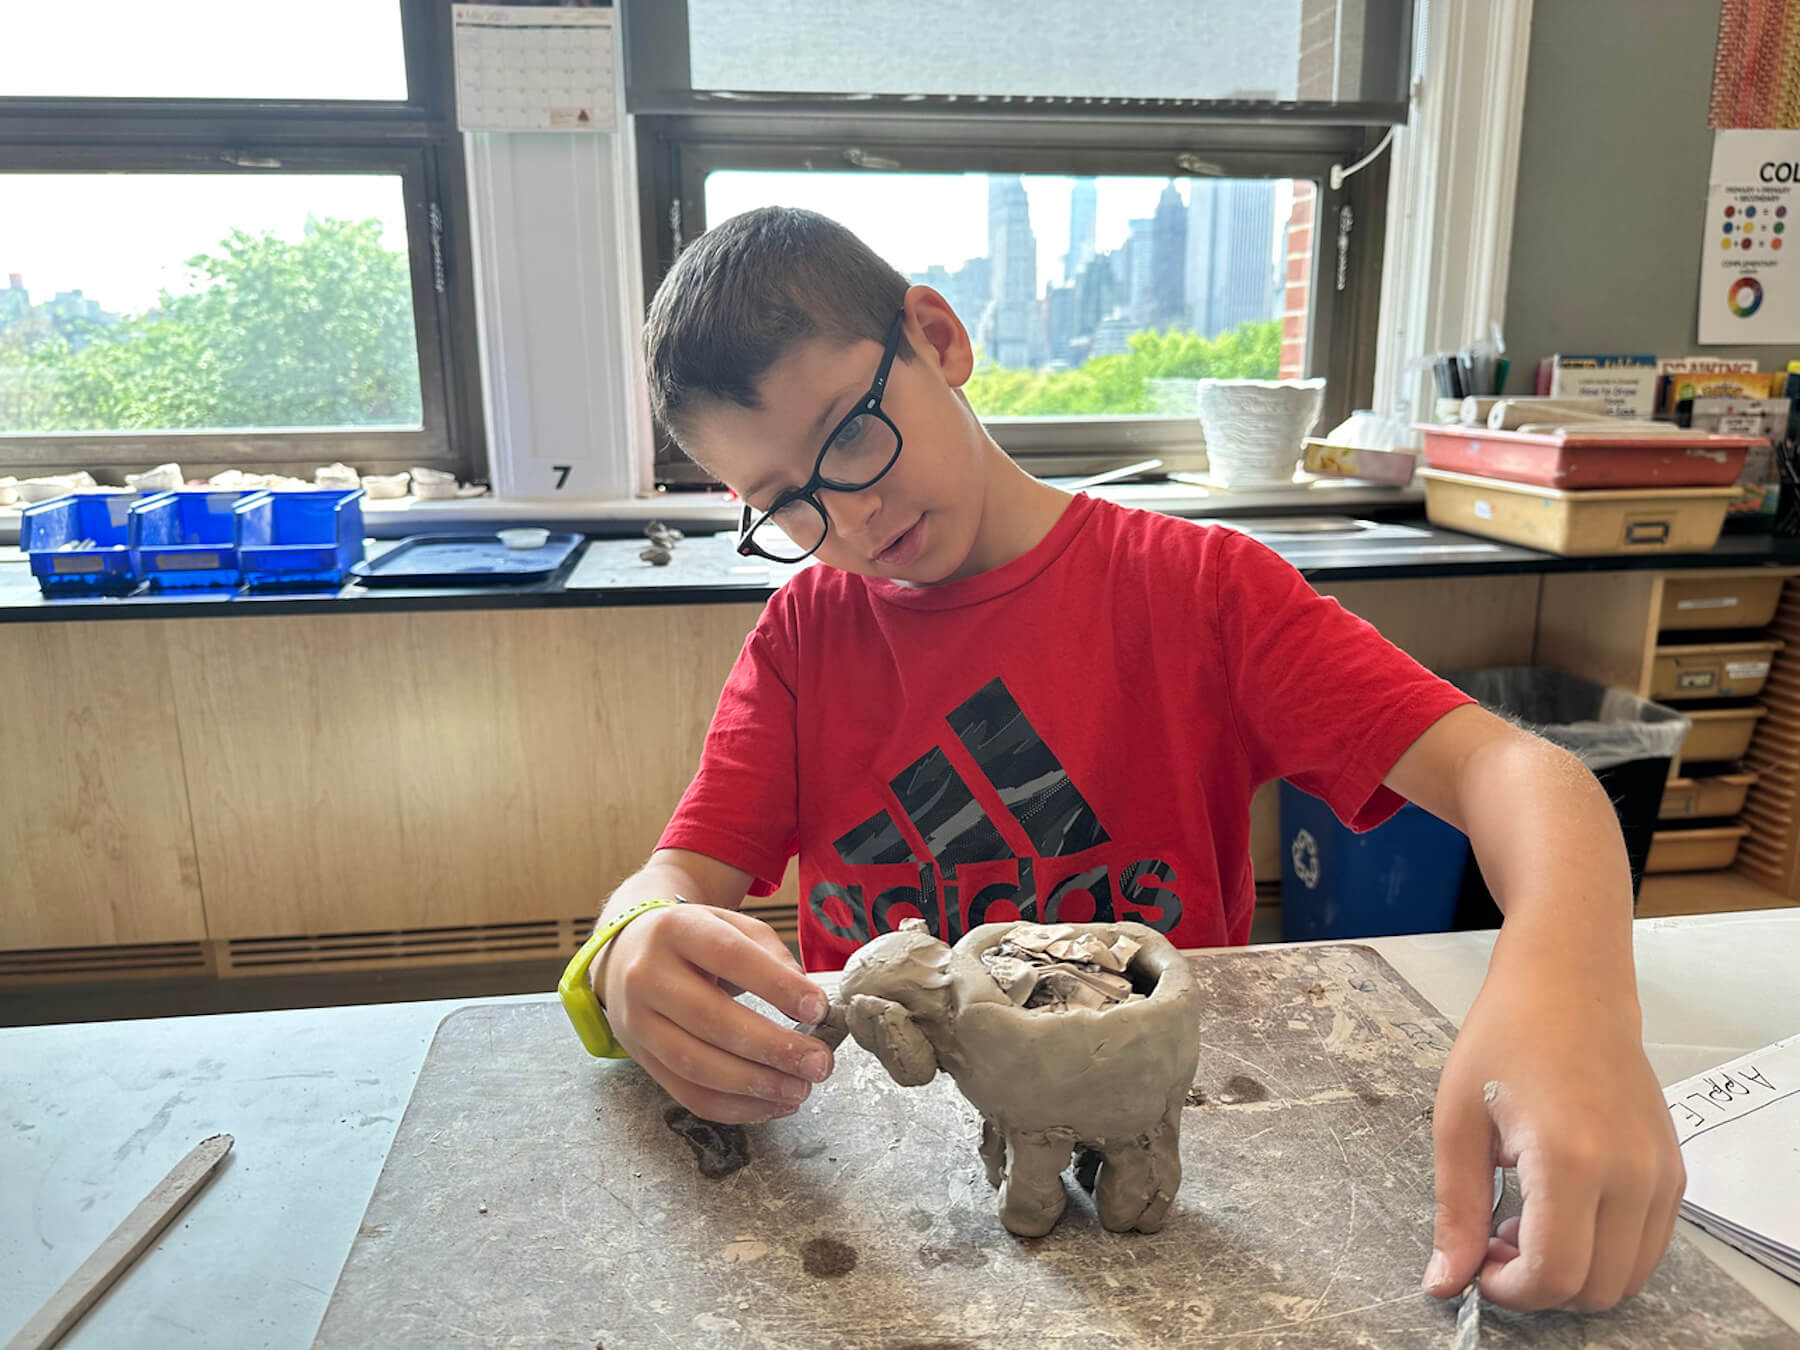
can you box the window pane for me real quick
[704,171,1313,420]
[689,0,1386,103]
[1,1,407,100]
[0,175,424,436]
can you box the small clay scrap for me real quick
[639,520,684,567]
[975,921,1145,1012]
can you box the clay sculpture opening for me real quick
[809,919,1203,1237]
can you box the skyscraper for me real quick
[980,176,1038,368]
[1124,217,1155,326]
[1064,178,1097,284]
[1185,179,1279,338]
[1148,182,1188,328]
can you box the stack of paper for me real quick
[1662,1032,1800,1282]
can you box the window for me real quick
[705,170,1304,418]
[624,0,1408,486]
[0,0,482,484]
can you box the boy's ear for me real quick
[903,284,974,388]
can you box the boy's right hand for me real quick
[597,903,835,1124]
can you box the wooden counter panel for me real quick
[0,621,204,949]
[167,605,767,939]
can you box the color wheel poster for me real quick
[1701,130,1800,342]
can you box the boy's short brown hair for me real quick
[642,206,910,448]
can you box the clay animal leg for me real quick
[997,1128,1076,1237]
[1095,1109,1184,1234]
[978,1115,1007,1189]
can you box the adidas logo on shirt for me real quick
[807,677,1182,945]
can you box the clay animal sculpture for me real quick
[815,920,1202,1237]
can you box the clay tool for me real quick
[1063,457,1164,490]
[1451,1167,1507,1350]
[5,1133,234,1350]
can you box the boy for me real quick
[570,207,1682,1313]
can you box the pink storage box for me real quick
[1416,424,1760,490]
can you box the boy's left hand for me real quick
[1424,972,1685,1311]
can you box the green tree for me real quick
[19,218,421,433]
[962,319,1281,418]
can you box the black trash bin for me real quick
[1443,667,1691,928]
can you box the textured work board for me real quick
[313,945,1798,1348]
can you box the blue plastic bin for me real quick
[129,489,267,589]
[20,491,144,595]
[1278,780,1471,942]
[235,489,366,589]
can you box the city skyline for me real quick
[908,173,1285,371]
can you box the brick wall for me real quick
[1279,182,1315,380]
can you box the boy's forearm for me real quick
[1456,735,1640,1010]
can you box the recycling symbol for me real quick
[1290,828,1321,890]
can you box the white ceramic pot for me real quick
[1196,378,1327,487]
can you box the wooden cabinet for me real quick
[0,622,205,951]
[162,604,791,968]
[4,560,1793,980]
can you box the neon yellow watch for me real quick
[558,897,684,1058]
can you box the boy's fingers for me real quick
[1625,1186,1681,1300]
[1425,1090,1498,1297]
[1569,1192,1650,1311]
[672,969,834,1083]
[1478,1154,1600,1310]
[637,1007,816,1106]
[675,916,828,1025]
[630,1042,797,1127]
[718,908,806,977]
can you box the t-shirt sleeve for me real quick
[655,596,799,897]
[1211,531,1474,832]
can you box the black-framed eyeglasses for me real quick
[735,310,907,563]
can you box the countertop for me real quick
[2,911,1796,1348]
[4,507,1799,625]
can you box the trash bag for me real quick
[1443,667,1690,772]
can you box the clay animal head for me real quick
[837,927,956,1087]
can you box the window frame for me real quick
[623,0,1401,488]
[636,122,1390,485]
[0,0,485,483]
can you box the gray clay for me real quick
[817,920,1202,1237]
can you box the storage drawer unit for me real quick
[1650,640,1783,701]
[1659,772,1758,821]
[1679,706,1767,763]
[1658,574,1787,631]
[1646,825,1750,873]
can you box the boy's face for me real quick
[681,287,992,586]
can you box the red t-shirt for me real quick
[659,494,1472,971]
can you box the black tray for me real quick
[349,533,584,587]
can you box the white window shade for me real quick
[682,0,1400,107]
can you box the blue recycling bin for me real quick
[1279,780,1471,942]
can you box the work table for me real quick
[3,912,1796,1348]
[2,511,1798,624]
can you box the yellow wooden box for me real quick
[1419,469,1738,556]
